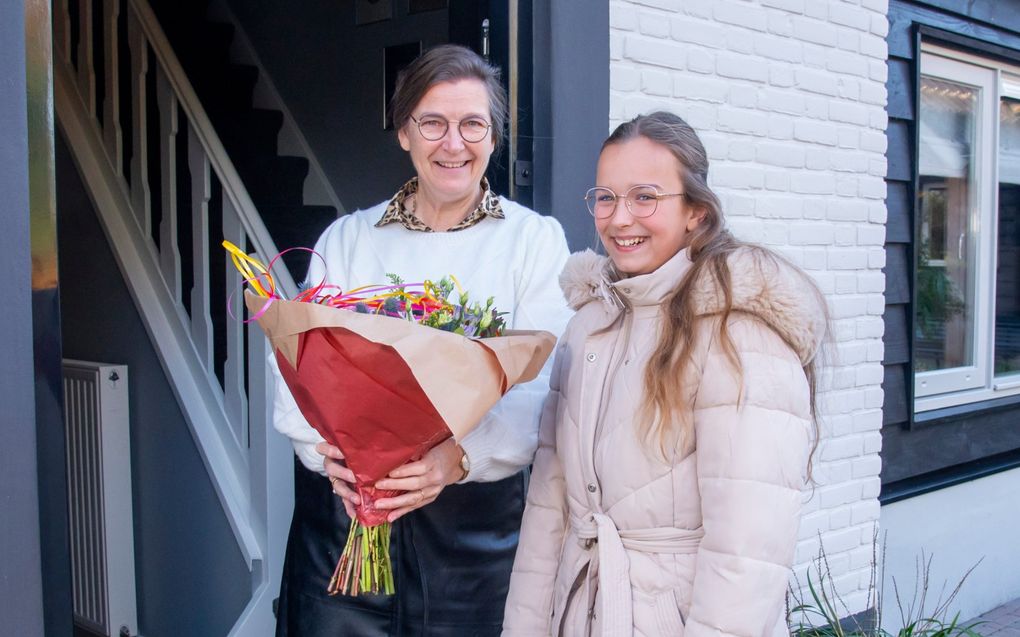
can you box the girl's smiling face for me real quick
[594,136,705,276]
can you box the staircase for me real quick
[52,0,307,633]
[149,0,338,280]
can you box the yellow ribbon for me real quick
[222,240,274,298]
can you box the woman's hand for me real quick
[373,438,464,522]
[317,442,359,519]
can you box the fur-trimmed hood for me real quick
[559,247,828,364]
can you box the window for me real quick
[916,45,1020,410]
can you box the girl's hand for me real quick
[372,438,464,522]
[317,442,358,519]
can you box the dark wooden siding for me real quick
[883,395,1020,485]
[881,4,916,434]
[913,0,1020,32]
[882,0,1020,499]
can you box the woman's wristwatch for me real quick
[457,444,471,482]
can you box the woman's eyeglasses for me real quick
[584,185,686,219]
[410,115,492,143]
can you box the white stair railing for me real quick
[53,0,296,633]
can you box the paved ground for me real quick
[968,598,1020,636]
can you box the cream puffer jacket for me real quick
[503,246,827,637]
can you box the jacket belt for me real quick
[571,513,703,637]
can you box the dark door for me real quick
[276,0,534,212]
[449,0,534,208]
[344,0,534,209]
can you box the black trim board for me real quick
[903,0,1020,35]
[881,394,1020,485]
[890,2,1020,58]
[881,448,1020,505]
[919,24,1020,65]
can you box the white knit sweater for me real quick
[270,197,573,482]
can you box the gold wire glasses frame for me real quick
[584,185,686,219]
[410,115,492,143]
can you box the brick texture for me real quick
[611,0,888,618]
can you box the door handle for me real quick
[481,18,490,62]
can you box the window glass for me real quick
[996,96,1020,376]
[916,76,978,373]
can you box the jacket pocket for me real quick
[634,588,685,636]
[556,563,589,636]
[653,589,685,635]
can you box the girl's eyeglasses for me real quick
[584,185,685,219]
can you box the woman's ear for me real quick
[397,124,411,152]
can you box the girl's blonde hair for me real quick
[603,112,824,463]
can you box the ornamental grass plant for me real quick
[788,530,985,637]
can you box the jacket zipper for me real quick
[592,307,633,463]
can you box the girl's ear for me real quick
[686,205,709,232]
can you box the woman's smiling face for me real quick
[398,79,495,205]
[594,136,704,276]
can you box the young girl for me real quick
[502,112,828,637]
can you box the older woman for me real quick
[271,44,571,636]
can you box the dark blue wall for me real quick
[56,134,250,636]
[0,1,47,634]
[532,0,610,251]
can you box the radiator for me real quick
[63,360,139,637]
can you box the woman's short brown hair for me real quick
[388,44,508,149]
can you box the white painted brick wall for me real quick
[611,0,888,620]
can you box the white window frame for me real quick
[915,44,1020,411]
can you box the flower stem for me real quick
[327,518,394,596]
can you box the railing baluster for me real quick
[222,199,249,452]
[127,9,150,236]
[54,0,71,64]
[189,126,214,370]
[76,0,96,117]
[102,0,122,174]
[157,66,181,301]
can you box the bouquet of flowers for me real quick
[223,241,556,596]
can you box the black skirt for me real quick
[275,460,529,636]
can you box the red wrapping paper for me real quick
[246,292,556,526]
